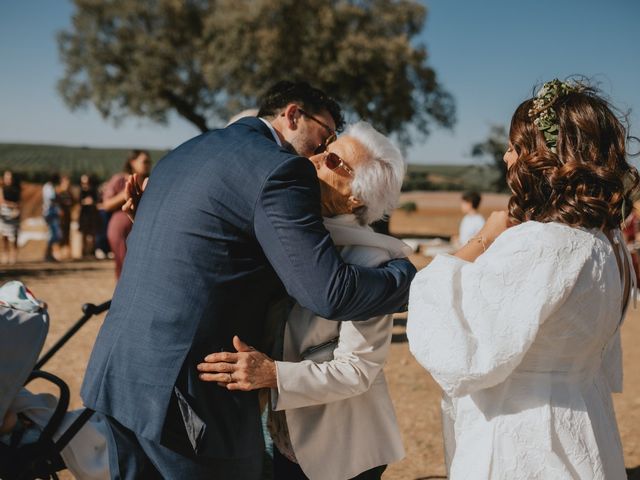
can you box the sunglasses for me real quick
[299,108,337,155]
[324,151,354,177]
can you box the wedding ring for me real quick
[228,373,233,383]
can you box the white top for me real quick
[271,214,411,480]
[259,117,283,147]
[407,221,630,479]
[42,182,57,215]
[458,212,485,245]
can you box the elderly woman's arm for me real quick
[272,315,392,410]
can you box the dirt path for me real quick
[2,252,639,479]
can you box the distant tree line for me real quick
[0,144,168,183]
[471,125,509,192]
[402,171,463,192]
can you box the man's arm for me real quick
[254,156,416,321]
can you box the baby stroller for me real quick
[0,281,110,480]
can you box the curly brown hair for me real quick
[507,84,639,230]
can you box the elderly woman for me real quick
[197,122,409,480]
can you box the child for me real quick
[458,190,484,245]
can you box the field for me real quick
[3,191,639,479]
[0,143,168,181]
[392,191,510,237]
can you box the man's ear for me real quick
[282,103,300,130]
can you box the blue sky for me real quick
[0,0,638,165]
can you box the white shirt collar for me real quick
[259,118,283,147]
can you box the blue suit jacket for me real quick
[81,117,415,459]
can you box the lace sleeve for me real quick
[407,222,589,397]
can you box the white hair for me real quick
[346,121,406,225]
[226,108,258,126]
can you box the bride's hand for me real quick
[455,210,510,262]
[197,336,277,391]
[479,210,510,245]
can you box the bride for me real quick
[407,79,638,479]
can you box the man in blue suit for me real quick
[81,81,416,479]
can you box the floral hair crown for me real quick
[528,79,584,153]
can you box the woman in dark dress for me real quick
[78,174,99,257]
[57,175,75,260]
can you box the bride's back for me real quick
[518,227,624,377]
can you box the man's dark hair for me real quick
[462,191,482,209]
[257,81,345,132]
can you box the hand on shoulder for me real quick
[480,210,510,245]
[455,210,510,262]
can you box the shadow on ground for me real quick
[0,261,110,281]
[392,316,408,343]
[392,332,408,343]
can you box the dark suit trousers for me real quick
[105,415,263,480]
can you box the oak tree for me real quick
[58,0,455,145]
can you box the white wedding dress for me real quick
[407,221,632,479]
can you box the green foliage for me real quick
[0,143,167,182]
[58,0,455,146]
[471,125,509,192]
[403,164,499,192]
[402,170,432,191]
[529,79,585,153]
[399,201,417,213]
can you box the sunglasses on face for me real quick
[298,108,337,155]
[323,151,354,177]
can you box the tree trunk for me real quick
[161,90,209,133]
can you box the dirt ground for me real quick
[2,192,640,479]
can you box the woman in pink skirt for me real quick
[101,150,151,279]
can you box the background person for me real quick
[79,174,100,258]
[622,198,640,286]
[94,182,112,260]
[0,170,21,265]
[457,190,485,246]
[101,150,151,278]
[57,174,75,260]
[42,173,61,262]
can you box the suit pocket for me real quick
[173,386,206,454]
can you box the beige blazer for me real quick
[271,215,411,480]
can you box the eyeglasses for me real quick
[298,108,337,155]
[323,151,354,177]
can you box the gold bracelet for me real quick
[468,235,487,252]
